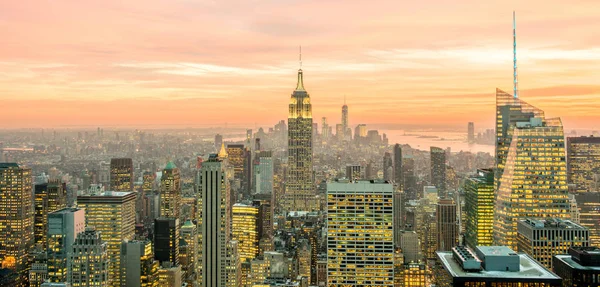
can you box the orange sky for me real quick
[1,0,599,131]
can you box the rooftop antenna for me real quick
[513,11,518,99]
[299,45,302,68]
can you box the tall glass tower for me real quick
[285,69,315,211]
[493,89,570,250]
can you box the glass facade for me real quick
[567,136,600,193]
[464,169,495,248]
[231,204,259,263]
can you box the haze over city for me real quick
[1,0,599,130]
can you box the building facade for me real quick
[160,162,181,219]
[232,203,259,263]
[463,169,494,248]
[567,136,600,193]
[68,227,109,287]
[430,147,446,194]
[47,208,85,283]
[553,247,600,287]
[437,199,458,251]
[109,158,134,192]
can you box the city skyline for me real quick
[1,1,599,130]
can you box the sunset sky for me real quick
[1,0,599,131]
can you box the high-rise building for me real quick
[467,122,475,143]
[47,208,85,283]
[35,179,67,250]
[400,231,420,263]
[253,151,273,195]
[345,165,362,181]
[121,240,159,287]
[394,144,403,189]
[436,245,561,287]
[553,247,600,287]
[327,180,394,286]
[383,152,393,182]
[232,203,259,263]
[110,158,134,192]
[517,218,589,269]
[154,218,180,266]
[68,227,109,287]
[297,239,311,282]
[403,156,417,200]
[214,134,223,152]
[285,68,315,212]
[494,89,571,251]
[567,136,600,193]
[574,192,600,246]
[0,163,33,284]
[401,262,427,287]
[160,162,181,219]
[157,263,182,287]
[199,154,230,287]
[180,220,197,285]
[464,169,495,248]
[342,99,348,140]
[437,199,458,251]
[77,191,136,287]
[430,147,446,193]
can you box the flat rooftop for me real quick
[437,252,560,280]
[477,246,517,257]
[555,254,600,271]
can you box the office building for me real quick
[297,239,311,282]
[574,191,600,246]
[437,199,458,251]
[232,203,259,263]
[383,152,393,182]
[553,247,600,287]
[394,144,403,189]
[253,151,273,195]
[0,163,33,284]
[567,136,600,192]
[180,220,197,285]
[157,263,182,287]
[464,169,494,248]
[77,191,136,287]
[121,240,159,287]
[327,180,394,286]
[345,165,362,181]
[199,154,230,287]
[436,245,561,287]
[403,156,417,200]
[517,218,589,269]
[35,180,67,249]
[215,134,223,152]
[342,99,349,140]
[430,147,446,193]
[468,122,475,143]
[494,88,571,251]
[109,158,134,192]
[285,67,316,212]
[47,208,85,283]
[225,241,241,287]
[393,190,404,246]
[154,218,180,266]
[401,262,427,287]
[400,231,420,263]
[68,227,109,287]
[160,162,181,219]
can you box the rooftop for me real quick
[520,218,585,230]
[437,251,560,280]
[477,246,517,257]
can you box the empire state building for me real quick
[285,68,316,211]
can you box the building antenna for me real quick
[299,45,302,68]
[513,11,518,99]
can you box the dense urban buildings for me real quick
[567,136,600,193]
[285,68,316,212]
[68,227,109,287]
[463,169,495,248]
[517,218,589,269]
[327,180,394,286]
[553,247,600,287]
[121,240,159,287]
[494,89,571,251]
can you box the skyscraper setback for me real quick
[285,68,315,211]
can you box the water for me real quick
[385,130,494,155]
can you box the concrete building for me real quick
[437,199,458,251]
[120,240,159,287]
[160,162,181,219]
[327,180,394,286]
[553,247,600,287]
[430,146,446,194]
[567,136,600,193]
[109,158,134,192]
[68,227,109,287]
[517,218,589,269]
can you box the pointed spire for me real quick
[295,46,305,91]
[513,11,518,99]
[218,142,228,159]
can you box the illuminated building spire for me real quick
[513,11,518,99]
[218,142,228,159]
[296,46,305,91]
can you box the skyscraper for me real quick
[68,227,109,287]
[285,68,315,211]
[180,220,197,285]
[154,218,180,266]
[35,179,67,250]
[327,180,394,286]
[394,144,403,189]
[345,165,362,181]
[232,204,259,263]
[253,151,273,195]
[214,134,223,152]
[383,152,393,182]
[567,136,600,193]
[227,144,250,197]
[199,154,230,287]
[403,156,418,200]
[341,98,348,140]
[430,146,446,193]
[494,89,571,251]
[437,199,458,251]
[121,240,159,287]
[160,162,181,219]
[77,191,136,287]
[47,207,85,283]
[467,122,475,143]
[464,169,494,248]
[0,163,33,285]
[574,192,600,246]
[110,158,134,192]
